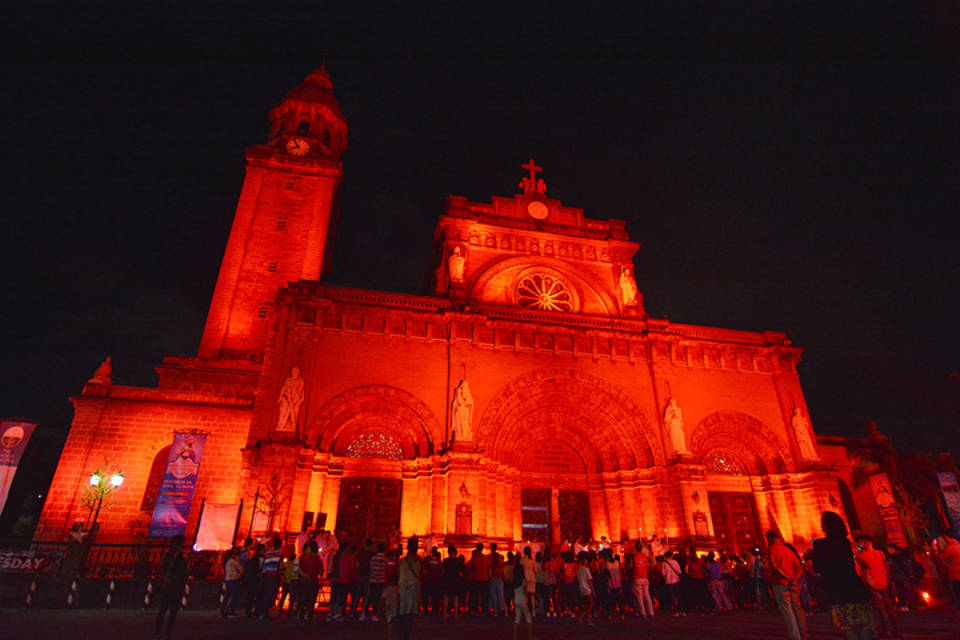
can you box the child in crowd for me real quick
[380,573,399,640]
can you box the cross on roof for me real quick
[519,157,547,196]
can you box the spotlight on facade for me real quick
[89,474,102,487]
[109,473,125,487]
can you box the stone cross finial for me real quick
[519,158,547,195]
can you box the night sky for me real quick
[1,5,958,524]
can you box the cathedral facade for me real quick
[36,68,841,553]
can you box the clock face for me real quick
[286,138,310,156]
[527,201,549,220]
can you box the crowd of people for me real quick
[151,514,960,640]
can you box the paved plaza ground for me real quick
[3,607,960,640]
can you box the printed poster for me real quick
[936,472,960,538]
[869,472,908,547]
[148,432,207,539]
[194,503,241,551]
[0,421,38,517]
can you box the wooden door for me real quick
[558,490,591,545]
[521,489,550,544]
[335,478,402,545]
[708,491,761,555]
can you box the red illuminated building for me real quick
[37,68,850,553]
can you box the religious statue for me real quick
[451,378,474,442]
[791,407,819,461]
[619,266,639,306]
[664,397,689,455]
[518,158,548,196]
[276,366,305,432]
[88,356,112,385]
[447,246,465,283]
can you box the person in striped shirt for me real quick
[367,542,388,621]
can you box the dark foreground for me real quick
[3,607,960,640]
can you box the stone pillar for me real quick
[320,472,341,532]
[431,472,448,535]
[550,488,561,549]
[620,483,641,540]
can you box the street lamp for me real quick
[87,470,124,530]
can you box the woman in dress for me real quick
[812,511,875,640]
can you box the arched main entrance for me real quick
[476,368,661,546]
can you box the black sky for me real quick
[1,4,958,520]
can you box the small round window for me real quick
[516,273,574,312]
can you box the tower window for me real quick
[258,305,268,318]
[276,219,286,231]
[296,120,310,136]
[268,261,278,272]
[285,180,296,191]
[323,129,331,146]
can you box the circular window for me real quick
[704,450,748,476]
[516,273,574,312]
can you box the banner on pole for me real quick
[869,472,908,547]
[148,432,207,539]
[936,472,960,538]
[194,503,241,550]
[0,421,38,517]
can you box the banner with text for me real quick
[0,421,38,517]
[148,432,207,540]
[937,472,960,538]
[869,472,908,547]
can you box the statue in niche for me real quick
[619,266,639,306]
[89,356,112,385]
[451,379,474,442]
[276,366,305,432]
[447,246,465,283]
[791,407,819,461]
[664,397,689,455]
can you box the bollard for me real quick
[143,578,154,610]
[67,576,79,608]
[180,581,190,610]
[26,575,38,608]
[105,578,116,609]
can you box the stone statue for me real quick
[447,246,465,283]
[791,407,819,461]
[276,366,305,432]
[619,266,639,306]
[664,397,689,455]
[89,356,112,385]
[451,379,474,442]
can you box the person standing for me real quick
[767,530,808,640]
[221,548,243,617]
[576,551,594,626]
[489,543,506,616]
[813,511,875,640]
[396,536,422,640]
[705,551,732,613]
[512,553,533,632]
[154,535,188,640]
[519,546,537,618]
[632,543,654,618]
[297,541,323,620]
[366,542,388,621]
[935,535,960,608]
[855,534,900,637]
[662,551,683,616]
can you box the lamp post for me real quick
[87,470,124,531]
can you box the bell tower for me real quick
[199,66,348,359]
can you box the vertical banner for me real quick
[869,473,908,547]
[148,433,207,539]
[0,421,38,517]
[936,472,960,537]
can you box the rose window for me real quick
[516,274,573,312]
[345,431,403,460]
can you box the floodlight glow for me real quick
[109,473,124,487]
[89,474,102,487]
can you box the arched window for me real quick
[704,450,748,476]
[140,445,170,512]
[345,431,403,460]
